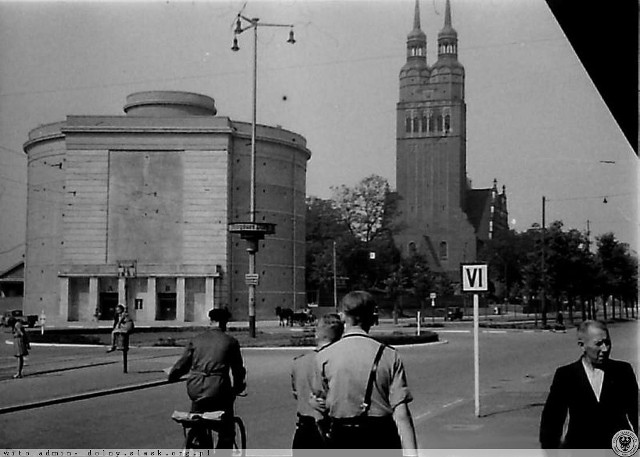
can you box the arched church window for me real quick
[439,241,448,260]
[436,115,443,131]
[406,116,412,133]
[413,117,419,132]
[428,115,435,132]
[444,114,451,133]
[421,115,427,132]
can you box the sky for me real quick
[0,0,637,272]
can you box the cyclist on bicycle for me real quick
[168,308,246,450]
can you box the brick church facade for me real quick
[395,0,508,278]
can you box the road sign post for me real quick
[430,292,436,324]
[228,222,276,338]
[461,263,488,418]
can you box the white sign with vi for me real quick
[460,262,488,419]
[461,263,488,292]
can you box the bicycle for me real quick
[171,394,247,456]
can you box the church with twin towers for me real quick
[394,0,508,279]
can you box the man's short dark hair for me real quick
[209,308,231,323]
[316,313,344,343]
[341,290,376,327]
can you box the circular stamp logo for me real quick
[612,429,639,457]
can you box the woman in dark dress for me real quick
[13,320,30,378]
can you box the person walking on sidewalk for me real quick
[313,291,418,454]
[12,319,30,378]
[168,308,246,450]
[290,312,343,450]
[107,304,134,353]
[539,320,638,450]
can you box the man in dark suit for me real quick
[539,320,638,450]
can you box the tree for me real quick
[329,175,402,292]
[331,175,390,243]
[596,233,638,320]
[543,222,595,323]
[479,229,529,303]
[305,196,352,305]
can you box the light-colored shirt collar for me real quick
[342,326,368,337]
[581,357,605,401]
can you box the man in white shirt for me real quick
[539,320,638,450]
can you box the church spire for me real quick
[413,0,421,31]
[444,0,452,30]
[406,0,427,62]
[438,0,458,58]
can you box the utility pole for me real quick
[541,196,547,327]
[333,241,338,312]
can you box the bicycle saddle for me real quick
[171,410,226,424]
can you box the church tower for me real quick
[395,0,477,276]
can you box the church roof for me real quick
[465,188,492,232]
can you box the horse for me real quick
[275,306,294,326]
[291,310,316,326]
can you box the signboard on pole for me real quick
[460,263,488,418]
[245,273,259,286]
[461,263,488,292]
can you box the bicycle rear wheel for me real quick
[232,417,246,456]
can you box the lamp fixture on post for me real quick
[229,11,296,338]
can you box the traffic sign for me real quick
[429,292,437,299]
[461,263,488,292]
[245,273,259,286]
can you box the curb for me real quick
[243,340,447,351]
[4,340,184,349]
[0,378,173,415]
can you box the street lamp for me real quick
[229,12,296,338]
[541,195,547,327]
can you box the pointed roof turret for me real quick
[442,0,456,36]
[413,0,422,31]
[437,0,458,59]
[399,0,430,100]
[406,0,427,61]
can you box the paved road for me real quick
[0,320,637,451]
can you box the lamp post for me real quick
[541,196,547,327]
[230,12,295,338]
[333,241,338,312]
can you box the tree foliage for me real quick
[331,175,390,243]
[307,177,637,321]
[480,222,637,323]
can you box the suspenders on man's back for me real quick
[340,333,386,417]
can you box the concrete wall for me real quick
[24,123,66,322]
[228,122,309,319]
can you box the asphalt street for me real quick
[0,320,637,453]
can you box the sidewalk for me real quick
[421,387,548,449]
[0,346,182,413]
